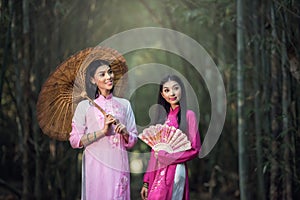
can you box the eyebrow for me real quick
[163,83,179,89]
[97,68,111,73]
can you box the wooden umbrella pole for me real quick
[80,92,107,115]
[81,92,119,125]
[84,96,107,115]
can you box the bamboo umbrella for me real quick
[36,46,128,141]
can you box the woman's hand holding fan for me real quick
[138,124,191,153]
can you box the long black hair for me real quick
[156,75,187,132]
[85,59,112,99]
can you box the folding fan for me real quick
[138,124,191,153]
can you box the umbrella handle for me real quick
[83,95,107,115]
[84,95,118,125]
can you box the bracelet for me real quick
[94,131,97,140]
[143,182,148,189]
[87,133,91,142]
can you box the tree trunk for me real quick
[32,1,51,198]
[282,53,292,200]
[0,0,12,113]
[281,19,293,200]
[269,2,281,199]
[260,1,271,167]
[253,0,266,199]
[21,0,31,199]
[285,1,300,198]
[237,0,249,199]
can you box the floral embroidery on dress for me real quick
[114,175,128,200]
[109,135,120,148]
[150,169,166,192]
[166,107,180,128]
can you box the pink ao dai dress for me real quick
[143,106,201,200]
[69,94,138,200]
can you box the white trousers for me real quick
[171,164,186,200]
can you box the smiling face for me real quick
[161,80,182,109]
[90,65,114,97]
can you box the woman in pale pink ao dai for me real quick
[140,75,201,200]
[69,59,137,200]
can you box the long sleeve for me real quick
[123,101,138,148]
[143,155,151,183]
[69,100,89,149]
[143,174,149,184]
[157,110,201,165]
[143,151,157,183]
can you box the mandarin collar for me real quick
[97,93,113,100]
[169,105,180,115]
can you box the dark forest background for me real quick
[0,0,300,200]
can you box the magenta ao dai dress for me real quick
[69,94,138,200]
[143,106,201,200]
